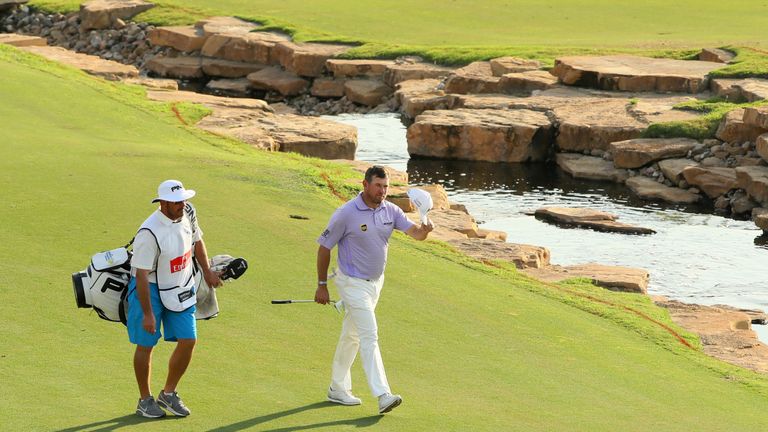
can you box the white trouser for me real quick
[330,270,390,397]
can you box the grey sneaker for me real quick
[136,396,166,418]
[327,387,362,406]
[157,391,191,417]
[378,393,402,414]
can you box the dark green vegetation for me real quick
[2,41,768,430]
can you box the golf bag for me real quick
[72,242,248,324]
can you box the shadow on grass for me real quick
[208,402,381,432]
[54,414,184,431]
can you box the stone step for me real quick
[658,158,699,183]
[0,33,46,47]
[736,166,768,207]
[205,78,251,97]
[194,16,258,37]
[274,42,351,77]
[201,31,290,65]
[489,56,541,76]
[449,238,550,269]
[555,153,629,183]
[406,108,553,163]
[246,66,309,96]
[553,98,645,152]
[394,79,449,119]
[148,26,208,52]
[124,77,179,91]
[20,45,138,80]
[326,59,395,78]
[145,55,203,79]
[444,61,502,94]
[498,70,558,94]
[609,137,698,169]
[626,176,700,204]
[383,62,454,86]
[743,106,768,129]
[311,77,346,98]
[534,207,655,235]
[201,58,266,78]
[711,78,768,102]
[716,108,768,144]
[524,263,649,293]
[551,54,725,93]
[79,0,154,31]
[681,166,738,198]
[697,48,735,64]
[344,79,392,107]
[146,89,272,111]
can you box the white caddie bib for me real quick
[138,210,197,312]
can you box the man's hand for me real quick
[315,285,330,304]
[142,313,156,334]
[422,220,434,233]
[204,269,222,288]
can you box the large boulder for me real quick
[383,62,453,86]
[326,59,395,78]
[489,56,541,76]
[658,158,699,182]
[534,207,655,235]
[625,176,700,204]
[444,61,502,94]
[344,79,392,107]
[524,263,650,294]
[195,16,258,37]
[498,70,558,94]
[711,78,768,102]
[552,98,645,152]
[0,33,46,47]
[715,108,768,144]
[395,79,450,119]
[201,32,290,64]
[555,153,629,183]
[743,106,768,129]
[681,166,738,198]
[609,138,698,169]
[698,48,735,64]
[146,55,203,79]
[448,239,551,269]
[20,46,138,80]
[735,166,768,206]
[406,108,554,163]
[247,67,309,96]
[79,0,154,31]
[148,26,207,52]
[551,55,724,93]
[428,209,480,237]
[274,42,350,77]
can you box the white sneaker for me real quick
[327,388,362,406]
[378,393,402,414]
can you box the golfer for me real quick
[315,166,433,414]
[127,179,221,418]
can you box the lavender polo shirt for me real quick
[318,193,415,280]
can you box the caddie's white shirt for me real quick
[131,203,202,279]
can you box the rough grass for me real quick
[644,98,768,140]
[3,43,768,430]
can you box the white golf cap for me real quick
[151,179,196,203]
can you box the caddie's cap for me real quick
[152,179,196,203]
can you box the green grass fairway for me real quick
[2,44,768,431]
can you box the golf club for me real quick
[271,299,345,314]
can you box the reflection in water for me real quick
[327,113,768,334]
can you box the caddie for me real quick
[127,179,221,418]
[315,165,433,414]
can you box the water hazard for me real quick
[326,113,768,342]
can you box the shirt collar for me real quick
[353,192,387,212]
[155,209,179,225]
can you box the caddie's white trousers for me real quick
[330,270,390,397]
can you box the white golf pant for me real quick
[330,270,390,397]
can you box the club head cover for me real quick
[220,257,248,280]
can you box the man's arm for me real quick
[315,245,332,304]
[136,268,156,334]
[405,221,434,241]
[195,239,222,288]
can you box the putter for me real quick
[271,299,345,314]
[407,188,433,225]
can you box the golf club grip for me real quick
[271,300,293,304]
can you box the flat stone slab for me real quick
[428,209,480,237]
[395,79,449,119]
[327,59,395,78]
[625,176,700,204]
[205,78,251,97]
[274,42,351,77]
[682,166,738,198]
[499,70,558,94]
[311,78,346,98]
[489,56,541,76]
[736,166,768,207]
[556,153,629,183]
[195,16,258,36]
[551,55,724,93]
[80,0,155,31]
[609,137,698,169]
[444,61,502,94]
[0,0,29,13]
[146,89,272,111]
[406,108,553,163]
[20,46,138,80]
[655,299,768,374]
[383,62,454,87]
[524,263,649,293]
[344,79,392,106]
[201,32,290,64]
[201,58,265,78]
[447,239,551,269]
[553,98,646,152]
[698,48,735,64]
[534,207,655,235]
[716,108,768,144]
[712,78,768,102]
[247,67,309,96]
[658,158,699,182]
[148,26,208,52]
[123,77,178,91]
[0,33,46,47]
[743,106,768,130]
[145,55,203,79]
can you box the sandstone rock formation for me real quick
[489,56,541,76]
[534,207,655,235]
[201,32,290,64]
[326,59,394,78]
[383,62,453,86]
[716,108,767,144]
[735,166,768,206]
[556,153,629,183]
[247,67,309,96]
[711,78,768,102]
[148,26,207,52]
[523,263,650,293]
[146,55,203,78]
[194,16,258,36]
[682,166,738,198]
[0,33,45,47]
[344,79,392,107]
[274,42,350,77]
[609,138,698,169]
[20,45,138,80]
[625,176,700,203]
[448,238,550,269]
[79,0,154,31]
